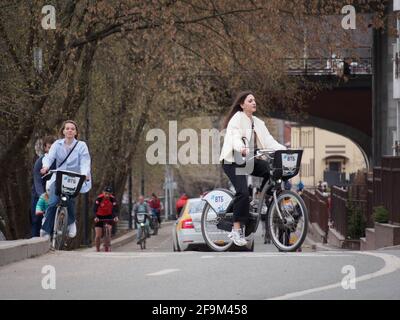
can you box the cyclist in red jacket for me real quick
[149,193,162,227]
[93,186,119,252]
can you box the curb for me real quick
[304,236,343,251]
[81,220,175,252]
[0,237,50,267]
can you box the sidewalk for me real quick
[81,220,175,252]
[0,221,176,266]
[0,237,50,267]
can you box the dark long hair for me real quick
[222,91,253,129]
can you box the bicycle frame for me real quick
[99,219,114,251]
[44,170,86,250]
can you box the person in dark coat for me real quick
[31,136,55,237]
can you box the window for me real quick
[189,200,205,214]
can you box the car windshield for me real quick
[189,200,205,214]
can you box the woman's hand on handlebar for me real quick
[241,147,249,156]
[94,217,99,223]
[40,167,49,175]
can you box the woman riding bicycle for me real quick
[40,120,92,240]
[219,91,286,246]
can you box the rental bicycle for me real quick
[137,222,149,250]
[43,169,86,250]
[136,212,151,250]
[201,149,308,252]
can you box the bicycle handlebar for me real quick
[41,169,86,180]
[245,148,303,162]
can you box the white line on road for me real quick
[267,251,400,300]
[202,253,351,258]
[147,269,180,276]
[83,252,195,259]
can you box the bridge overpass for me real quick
[271,55,372,167]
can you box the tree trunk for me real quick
[0,153,31,239]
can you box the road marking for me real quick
[83,252,195,259]
[267,251,400,300]
[201,253,351,258]
[147,269,180,276]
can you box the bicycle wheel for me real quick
[267,190,308,252]
[53,207,68,250]
[152,218,158,235]
[140,227,146,250]
[201,203,233,252]
[103,224,111,251]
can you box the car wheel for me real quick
[175,237,181,252]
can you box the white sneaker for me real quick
[40,229,50,240]
[68,222,77,238]
[228,228,247,246]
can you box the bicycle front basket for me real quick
[55,170,86,197]
[270,149,303,180]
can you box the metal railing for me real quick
[331,186,348,237]
[302,189,329,240]
[371,157,400,224]
[284,57,372,76]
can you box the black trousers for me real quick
[222,159,270,224]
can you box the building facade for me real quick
[290,125,366,188]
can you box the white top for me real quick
[219,111,286,163]
[42,138,92,193]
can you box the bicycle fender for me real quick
[202,188,234,214]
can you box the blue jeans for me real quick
[41,183,76,234]
[31,194,42,237]
[151,208,161,224]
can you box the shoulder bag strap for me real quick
[58,141,79,168]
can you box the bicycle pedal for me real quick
[216,220,233,232]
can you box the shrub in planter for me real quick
[373,206,389,224]
[347,201,366,239]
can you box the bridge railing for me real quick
[284,57,372,76]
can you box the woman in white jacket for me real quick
[219,91,286,246]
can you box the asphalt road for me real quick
[1,221,400,300]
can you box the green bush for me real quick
[347,201,366,239]
[373,206,389,223]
